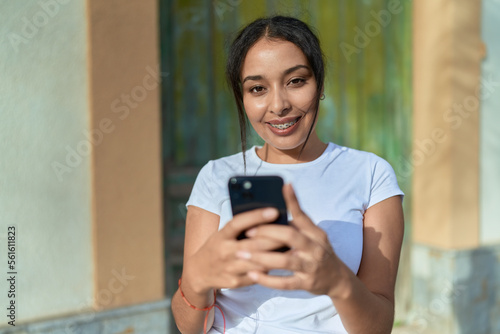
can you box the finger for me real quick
[237,237,288,252]
[224,258,267,275]
[215,273,260,290]
[247,220,336,266]
[222,207,279,239]
[246,224,310,250]
[248,271,304,291]
[283,184,328,243]
[232,274,259,288]
[282,184,315,230]
[243,250,304,272]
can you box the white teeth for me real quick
[270,119,298,130]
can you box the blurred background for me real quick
[0,0,498,333]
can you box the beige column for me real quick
[412,0,482,249]
[86,0,164,308]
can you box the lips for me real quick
[269,118,299,130]
[266,116,302,135]
[267,116,301,126]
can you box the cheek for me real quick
[290,89,317,110]
[243,98,267,121]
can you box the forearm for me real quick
[329,265,394,334]
[171,278,215,334]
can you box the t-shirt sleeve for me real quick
[367,155,404,209]
[185,160,221,215]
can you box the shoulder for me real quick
[324,143,403,206]
[212,149,246,169]
[327,143,391,172]
[187,150,248,214]
[194,148,252,191]
[198,150,246,179]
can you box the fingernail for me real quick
[236,250,251,259]
[263,208,278,219]
[246,228,257,237]
[248,271,259,281]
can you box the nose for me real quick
[269,88,291,116]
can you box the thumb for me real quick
[282,183,315,231]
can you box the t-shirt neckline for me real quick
[248,142,336,168]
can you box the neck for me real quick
[257,133,327,164]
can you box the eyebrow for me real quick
[242,64,311,84]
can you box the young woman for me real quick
[171,16,404,334]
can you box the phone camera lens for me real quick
[230,178,240,190]
[243,181,252,190]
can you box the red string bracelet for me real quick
[178,278,226,333]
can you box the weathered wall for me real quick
[412,0,481,249]
[0,0,165,328]
[480,0,500,245]
[87,0,165,309]
[0,0,93,321]
[409,0,500,332]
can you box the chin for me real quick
[265,140,305,152]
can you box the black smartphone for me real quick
[228,175,289,252]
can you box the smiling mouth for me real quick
[268,117,301,130]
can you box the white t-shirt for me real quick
[186,142,404,333]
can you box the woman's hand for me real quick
[182,206,288,295]
[235,184,350,298]
[175,205,288,334]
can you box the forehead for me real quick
[241,38,309,77]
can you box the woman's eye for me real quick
[289,78,305,85]
[250,86,265,94]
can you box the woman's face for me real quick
[241,38,318,154]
